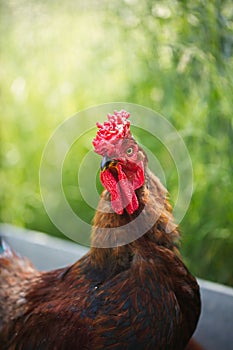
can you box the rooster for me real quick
[0,110,201,349]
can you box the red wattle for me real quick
[100,162,144,215]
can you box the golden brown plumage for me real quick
[0,111,201,349]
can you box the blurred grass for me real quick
[0,0,233,286]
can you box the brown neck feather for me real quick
[90,167,180,269]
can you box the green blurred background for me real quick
[0,0,232,286]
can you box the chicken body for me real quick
[0,169,200,350]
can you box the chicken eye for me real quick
[126,147,134,156]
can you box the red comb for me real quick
[93,110,131,156]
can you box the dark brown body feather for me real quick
[0,168,200,349]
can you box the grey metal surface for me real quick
[0,224,88,270]
[194,280,233,350]
[0,224,233,350]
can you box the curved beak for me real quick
[101,155,114,171]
